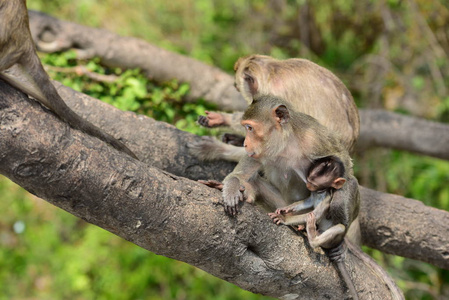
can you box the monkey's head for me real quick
[241,95,292,161]
[233,55,273,103]
[306,156,346,192]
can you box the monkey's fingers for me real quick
[224,193,242,216]
[275,208,291,215]
[197,115,211,127]
[197,111,225,128]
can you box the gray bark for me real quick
[2,79,448,271]
[1,79,402,299]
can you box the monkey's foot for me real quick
[306,212,318,239]
[268,213,285,225]
[197,111,226,128]
[222,133,244,146]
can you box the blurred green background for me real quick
[1,0,448,299]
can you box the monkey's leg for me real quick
[307,214,346,249]
[1,63,138,160]
[197,111,232,128]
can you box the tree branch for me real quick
[27,10,449,161]
[2,78,447,271]
[357,109,449,160]
[1,80,399,299]
[359,187,449,269]
[28,10,247,112]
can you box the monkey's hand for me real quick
[222,177,245,216]
[268,213,286,225]
[274,206,294,215]
[197,111,227,128]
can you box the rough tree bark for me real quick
[27,10,449,161]
[2,79,448,271]
[0,79,398,299]
[0,77,449,299]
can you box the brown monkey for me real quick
[269,156,361,299]
[0,0,137,159]
[190,54,359,162]
[238,100,403,299]
[303,178,404,300]
[268,156,349,229]
[221,94,353,216]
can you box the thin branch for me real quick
[45,65,119,83]
[28,10,247,112]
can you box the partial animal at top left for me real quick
[0,0,138,159]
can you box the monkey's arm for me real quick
[270,194,331,226]
[198,111,245,134]
[222,156,261,215]
[188,136,246,162]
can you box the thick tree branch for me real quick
[359,187,449,269]
[1,80,399,299]
[357,110,449,160]
[27,10,449,161]
[2,79,447,271]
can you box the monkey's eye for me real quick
[245,124,253,132]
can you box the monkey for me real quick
[238,102,403,299]
[189,54,360,162]
[220,94,354,216]
[268,156,348,230]
[0,0,138,160]
[268,156,361,299]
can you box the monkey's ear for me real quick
[273,105,290,125]
[332,177,346,190]
[244,73,258,95]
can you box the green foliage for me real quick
[3,0,449,299]
[40,51,217,136]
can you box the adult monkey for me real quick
[0,0,138,160]
[235,97,404,299]
[191,54,359,162]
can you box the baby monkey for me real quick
[270,155,360,299]
[268,156,347,231]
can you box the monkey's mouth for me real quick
[247,152,258,158]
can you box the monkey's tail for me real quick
[329,244,359,300]
[5,56,138,160]
[345,238,405,300]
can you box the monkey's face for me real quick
[241,120,265,159]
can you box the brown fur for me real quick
[0,0,137,159]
